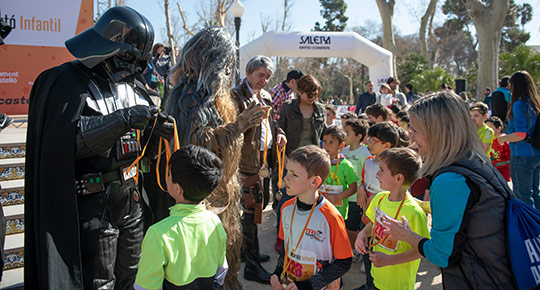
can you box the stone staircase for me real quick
[0,125,26,289]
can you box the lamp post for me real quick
[231,0,244,85]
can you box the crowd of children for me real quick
[131,92,516,290]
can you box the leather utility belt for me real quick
[241,174,263,224]
[75,165,137,195]
[116,130,139,161]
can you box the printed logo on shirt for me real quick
[305,228,325,242]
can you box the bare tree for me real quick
[260,13,273,33]
[464,0,509,99]
[375,0,396,75]
[164,0,177,66]
[215,0,236,27]
[177,2,195,36]
[419,0,438,68]
[281,0,293,31]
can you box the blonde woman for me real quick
[384,92,514,289]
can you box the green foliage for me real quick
[397,53,428,86]
[499,45,540,84]
[409,67,455,94]
[313,0,348,32]
[464,64,478,100]
[501,27,530,52]
[441,0,533,52]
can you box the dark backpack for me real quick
[525,110,540,149]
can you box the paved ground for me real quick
[239,206,443,290]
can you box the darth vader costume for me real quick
[25,7,172,289]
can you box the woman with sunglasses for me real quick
[273,74,327,251]
[383,92,513,289]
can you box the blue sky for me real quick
[114,0,540,46]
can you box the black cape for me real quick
[25,61,92,289]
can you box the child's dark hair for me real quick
[368,122,399,147]
[358,113,369,120]
[289,145,330,185]
[485,116,503,130]
[341,111,357,121]
[396,111,409,123]
[396,127,410,147]
[169,145,223,203]
[390,103,401,115]
[325,104,337,115]
[470,102,489,116]
[376,147,421,186]
[365,103,391,121]
[345,119,369,142]
[323,125,346,143]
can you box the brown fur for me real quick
[201,92,244,290]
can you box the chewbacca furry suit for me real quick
[162,27,264,290]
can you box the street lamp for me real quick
[231,0,244,85]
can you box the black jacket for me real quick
[278,98,326,156]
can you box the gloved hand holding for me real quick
[237,103,268,133]
[122,105,158,130]
[144,112,176,159]
[153,112,175,140]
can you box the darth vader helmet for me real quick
[66,6,154,80]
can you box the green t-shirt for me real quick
[366,192,430,290]
[341,145,372,201]
[477,123,495,156]
[135,203,227,289]
[322,157,359,219]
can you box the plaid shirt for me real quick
[270,81,294,121]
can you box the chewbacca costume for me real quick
[155,27,267,289]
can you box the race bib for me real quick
[284,248,340,290]
[319,184,343,206]
[372,207,399,251]
[285,248,316,282]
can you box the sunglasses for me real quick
[301,92,317,99]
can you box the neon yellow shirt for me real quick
[135,203,227,289]
[477,123,495,156]
[366,192,430,290]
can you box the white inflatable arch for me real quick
[239,31,393,87]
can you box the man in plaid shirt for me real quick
[270,70,303,121]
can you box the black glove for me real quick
[153,112,175,140]
[144,112,176,159]
[123,105,158,130]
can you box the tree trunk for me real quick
[375,0,396,76]
[420,0,438,68]
[215,0,226,27]
[347,74,354,105]
[464,0,509,100]
[282,0,292,31]
[164,0,177,66]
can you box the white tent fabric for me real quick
[239,31,393,88]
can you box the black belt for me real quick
[76,168,134,195]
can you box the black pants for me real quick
[241,212,261,264]
[79,180,145,290]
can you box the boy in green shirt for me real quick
[321,125,359,220]
[135,145,227,290]
[355,148,430,290]
[470,102,495,155]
